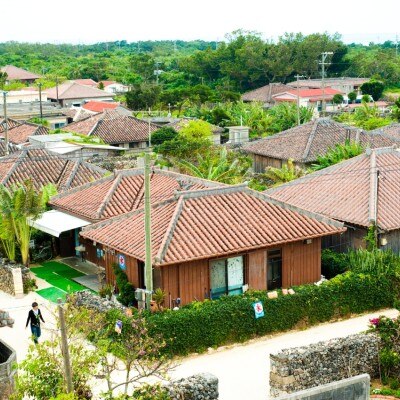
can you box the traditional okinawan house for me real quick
[1,121,49,145]
[241,83,294,108]
[243,118,400,172]
[79,185,345,306]
[266,147,400,253]
[35,168,222,258]
[62,110,159,149]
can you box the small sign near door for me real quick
[253,301,265,319]
[118,254,126,270]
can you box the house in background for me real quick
[79,185,344,305]
[82,101,131,115]
[3,121,49,145]
[1,65,41,84]
[286,77,369,95]
[241,83,294,107]
[100,81,129,93]
[271,88,343,112]
[2,89,47,104]
[243,118,400,172]
[266,147,400,253]
[46,81,114,107]
[62,110,159,149]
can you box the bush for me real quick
[321,249,349,278]
[151,127,178,146]
[112,263,136,306]
[143,272,394,356]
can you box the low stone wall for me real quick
[68,290,126,313]
[270,334,380,397]
[275,374,370,400]
[0,310,14,328]
[0,340,17,399]
[167,373,219,400]
[0,262,29,296]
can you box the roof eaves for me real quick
[175,183,248,200]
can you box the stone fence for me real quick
[0,261,30,297]
[270,334,380,397]
[167,373,219,400]
[0,340,17,399]
[68,290,126,313]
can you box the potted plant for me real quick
[152,288,166,311]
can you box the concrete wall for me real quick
[0,340,17,399]
[0,263,29,297]
[275,374,370,400]
[270,334,379,397]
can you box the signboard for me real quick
[253,301,265,319]
[96,248,103,258]
[118,254,126,270]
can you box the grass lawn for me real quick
[36,286,67,303]
[32,261,87,299]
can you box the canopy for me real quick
[29,210,91,237]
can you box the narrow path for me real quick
[170,309,399,400]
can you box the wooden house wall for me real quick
[322,226,366,253]
[383,230,400,255]
[253,155,282,173]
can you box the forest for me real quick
[0,30,399,107]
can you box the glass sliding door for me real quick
[210,256,244,299]
[267,249,282,290]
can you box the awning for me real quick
[29,210,91,237]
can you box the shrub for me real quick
[143,272,394,356]
[321,249,349,278]
[112,263,136,306]
[151,127,178,146]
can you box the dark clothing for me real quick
[26,309,45,328]
[31,325,41,344]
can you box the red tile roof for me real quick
[81,185,345,266]
[50,168,223,222]
[273,88,342,101]
[241,83,294,103]
[100,81,116,87]
[0,118,20,133]
[1,65,41,81]
[243,118,400,164]
[0,122,49,145]
[82,101,119,113]
[0,148,108,191]
[266,147,400,231]
[63,110,159,144]
[73,79,98,87]
[46,81,113,100]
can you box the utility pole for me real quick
[2,91,9,156]
[38,83,43,121]
[396,34,398,57]
[295,74,305,126]
[319,52,333,117]
[144,112,153,310]
[56,77,59,105]
[57,299,73,393]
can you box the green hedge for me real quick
[143,272,395,356]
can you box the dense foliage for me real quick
[112,263,136,306]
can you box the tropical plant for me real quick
[267,102,313,133]
[179,119,213,139]
[360,80,385,101]
[332,94,344,105]
[0,181,56,265]
[348,91,357,104]
[178,147,251,184]
[153,288,166,310]
[312,140,364,170]
[263,159,306,186]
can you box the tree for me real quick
[0,72,7,89]
[179,119,213,139]
[98,81,104,90]
[178,147,251,184]
[264,159,306,186]
[360,80,385,101]
[348,91,357,104]
[0,181,57,265]
[267,102,313,133]
[151,126,178,146]
[332,94,344,105]
[125,83,161,110]
[361,94,371,103]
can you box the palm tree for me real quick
[178,147,250,184]
[264,159,306,187]
[0,181,56,265]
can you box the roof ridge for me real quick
[302,119,320,160]
[87,119,102,136]
[368,149,378,225]
[175,183,248,200]
[245,188,344,228]
[95,173,123,218]
[154,196,185,264]
[2,151,23,185]
[59,159,79,191]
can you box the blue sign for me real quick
[253,301,265,319]
[118,254,126,270]
[96,248,103,258]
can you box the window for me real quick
[267,249,282,290]
[129,142,139,148]
[210,256,244,299]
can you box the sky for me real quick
[2,0,399,44]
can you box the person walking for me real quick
[26,302,45,344]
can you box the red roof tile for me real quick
[73,79,98,87]
[81,186,345,266]
[50,169,223,222]
[46,81,113,100]
[241,83,294,102]
[0,148,108,191]
[243,118,400,164]
[0,122,49,145]
[267,147,400,231]
[82,101,119,113]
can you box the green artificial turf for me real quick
[36,286,67,303]
[31,261,87,293]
